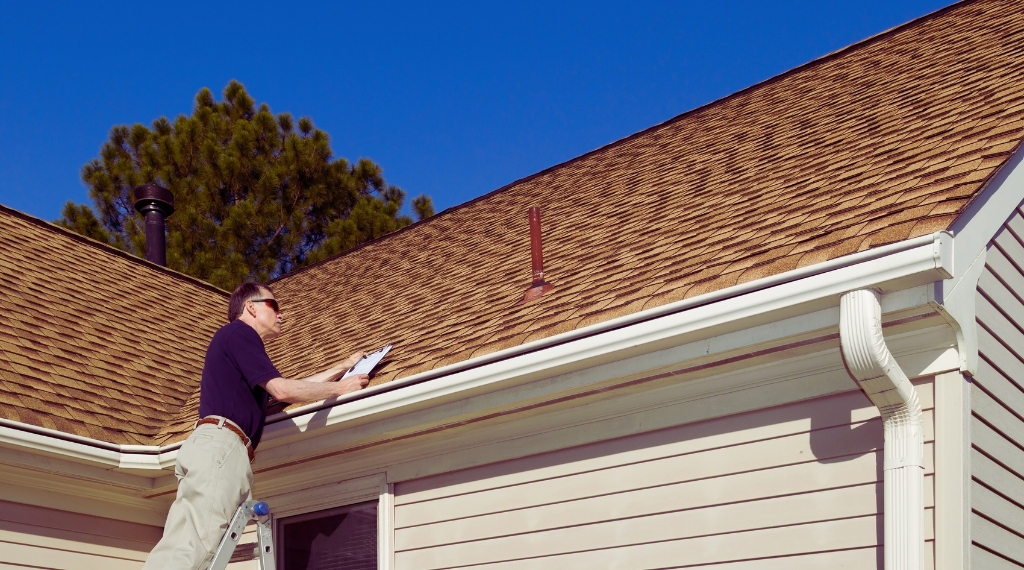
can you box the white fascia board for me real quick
[0,231,955,475]
[0,439,159,490]
[254,297,957,468]
[938,145,1024,374]
[946,146,1024,291]
[259,232,952,445]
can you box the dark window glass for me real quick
[279,501,377,570]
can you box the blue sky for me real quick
[0,1,952,222]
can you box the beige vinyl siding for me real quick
[0,499,260,569]
[0,499,161,570]
[974,215,1024,569]
[393,379,935,570]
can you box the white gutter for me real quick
[266,231,951,424]
[0,417,166,454]
[0,417,180,470]
[0,231,954,469]
[840,289,924,570]
[260,230,951,444]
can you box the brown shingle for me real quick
[0,207,227,444]
[263,0,1024,411]
[5,0,1024,443]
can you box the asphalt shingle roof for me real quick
[266,0,1024,391]
[0,207,227,445]
[2,0,1024,444]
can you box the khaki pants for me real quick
[142,422,253,570]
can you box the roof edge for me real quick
[0,230,953,469]
[0,202,229,297]
[265,231,951,425]
[271,0,973,285]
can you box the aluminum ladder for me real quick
[208,500,276,570]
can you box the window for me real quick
[277,500,378,570]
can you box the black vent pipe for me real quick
[133,184,174,266]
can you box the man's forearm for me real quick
[263,376,364,403]
[299,367,345,384]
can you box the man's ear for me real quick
[245,300,256,317]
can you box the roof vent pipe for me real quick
[518,207,554,305]
[839,289,923,570]
[133,184,175,266]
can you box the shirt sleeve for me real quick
[227,327,283,389]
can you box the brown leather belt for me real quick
[196,417,255,462]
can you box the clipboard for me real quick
[342,344,392,379]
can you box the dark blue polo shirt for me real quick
[198,320,282,449]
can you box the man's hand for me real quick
[305,352,369,383]
[336,373,370,396]
[339,351,367,372]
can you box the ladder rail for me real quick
[208,500,276,570]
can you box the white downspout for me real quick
[840,289,924,570]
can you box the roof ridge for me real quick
[270,0,975,285]
[0,202,229,297]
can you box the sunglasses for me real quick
[250,298,281,313]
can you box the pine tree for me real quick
[58,80,433,290]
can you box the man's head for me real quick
[228,282,283,339]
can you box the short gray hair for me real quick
[227,282,272,322]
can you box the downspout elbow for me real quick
[840,288,924,570]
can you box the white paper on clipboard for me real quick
[342,344,392,379]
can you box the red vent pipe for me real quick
[519,207,554,304]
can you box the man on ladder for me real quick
[142,282,371,570]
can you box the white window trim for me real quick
[267,471,391,570]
